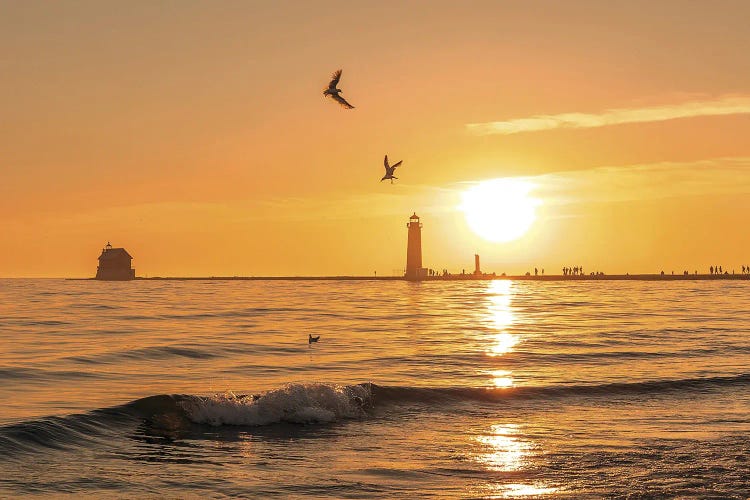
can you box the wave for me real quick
[0,384,371,457]
[116,307,306,322]
[67,345,223,365]
[0,406,134,456]
[369,373,750,404]
[2,374,747,456]
[0,366,110,382]
[64,344,300,365]
[5,319,71,327]
[178,383,372,426]
[158,307,303,320]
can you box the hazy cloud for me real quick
[13,158,748,234]
[526,157,750,207]
[466,96,750,135]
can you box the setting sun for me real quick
[460,179,539,243]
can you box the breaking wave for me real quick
[178,382,372,426]
[1,374,747,457]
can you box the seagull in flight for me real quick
[323,69,355,109]
[381,155,402,184]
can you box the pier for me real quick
[128,274,750,282]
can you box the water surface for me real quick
[1,279,749,497]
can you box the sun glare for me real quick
[460,179,539,243]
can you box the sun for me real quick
[460,178,539,243]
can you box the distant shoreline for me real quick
[64,274,750,282]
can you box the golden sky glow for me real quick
[2,1,750,277]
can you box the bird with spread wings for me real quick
[381,155,402,184]
[323,69,355,109]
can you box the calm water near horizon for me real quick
[1,278,749,498]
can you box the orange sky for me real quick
[2,1,750,277]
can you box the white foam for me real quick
[179,383,371,426]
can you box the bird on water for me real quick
[381,155,402,184]
[323,69,355,109]
[309,334,320,344]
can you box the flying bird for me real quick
[381,155,402,184]
[323,69,355,109]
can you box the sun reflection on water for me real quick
[495,483,558,498]
[476,424,557,498]
[490,333,518,356]
[486,281,520,357]
[476,281,555,497]
[476,424,528,471]
[490,370,514,388]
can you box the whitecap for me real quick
[179,383,371,426]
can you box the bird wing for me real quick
[332,93,354,109]
[384,155,390,170]
[391,160,402,171]
[328,69,342,90]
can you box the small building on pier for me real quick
[95,242,135,281]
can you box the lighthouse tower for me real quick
[405,212,426,281]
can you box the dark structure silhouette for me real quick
[474,254,481,275]
[405,213,427,281]
[95,242,135,281]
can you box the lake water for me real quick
[1,278,749,498]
